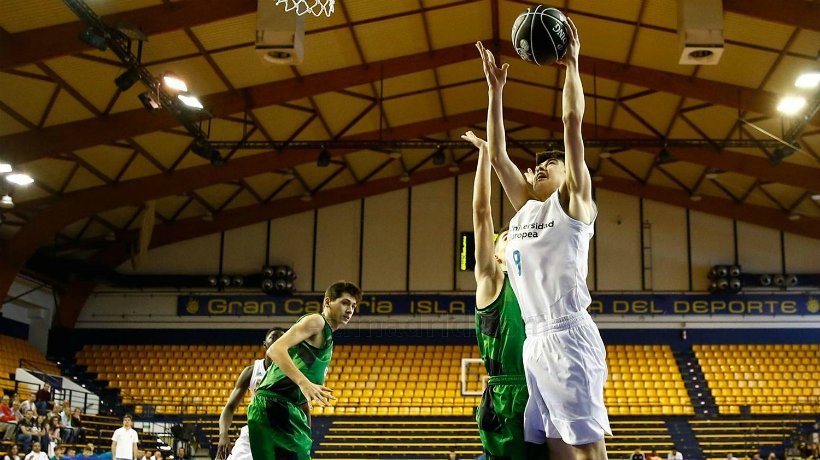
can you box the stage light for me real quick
[6,173,33,185]
[220,276,231,287]
[785,274,798,287]
[399,172,410,182]
[138,92,161,112]
[79,28,107,51]
[708,264,742,294]
[162,74,188,93]
[777,96,806,115]
[773,274,786,287]
[0,163,11,173]
[317,148,331,167]
[759,274,772,286]
[656,148,674,164]
[432,145,446,165]
[795,72,820,89]
[114,67,140,91]
[0,195,13,209]
[207,276,218,287]
[177,94,203,109]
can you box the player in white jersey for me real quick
[215,328,285,460]
[476,17,610,460]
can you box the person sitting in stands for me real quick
[24,442,49,460]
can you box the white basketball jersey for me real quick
[249,359,267,396]
[505,190,594,324]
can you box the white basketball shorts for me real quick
[522,310,612,445]
[227,425,252,460]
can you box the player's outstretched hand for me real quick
[461,131,487,151]
[524,168,536,187]
[298,381,337,408]
[556,16,580,66]
[215,440,231,460]
[476,41,508,91]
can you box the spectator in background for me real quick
[153,451,162,460]
[646,450,660,460]
[765,453,777,460]
[13,398,24,421]
[174,448,188,460]
[17,409,40,452]
[725,453,738,460]
[667,449,683,460]
[70,409,85,444]
[750,453,762,460]
[111,415,138,460]
[81,447,93,458]
[134,450,146,460]
[20,395,37,417]
[447,448,457,460]
[58,402,75,444]
[50,446,65,460]
[632,448,646,460]
[33,416,48,448]
[3,444,22,460]
[64,449,76,458]
[0,395,17,441]
[46,416,62,457]
[35,385,52,416]
[24,442,48,460]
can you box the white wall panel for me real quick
[737,222,781,273]
[119,233,221,274]
[362,189,408,291]
[409,179,455,290]
[644,200,688,291]
[690,211,734,291]
[222,222,267,273]
[268,211,315,292]
[595,190,642,290]
[315,201,361,291]
[784,233,820,273]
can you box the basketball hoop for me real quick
[275,0,335,17]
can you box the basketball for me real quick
[511,5,569,65]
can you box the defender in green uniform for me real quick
[247,281,362,460]
[463,131,549,460]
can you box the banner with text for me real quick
[178,293,819,317]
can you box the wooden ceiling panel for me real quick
[630,27,694,77]
[41,89,97,126]
[62,167,106,193]
[504,81,557,119]
[569,14,633,65]
[338,109,384,137]
[646,167,687,191]
[299,28,362,75]
[311,91,377,136]
[189,13,255,51]
[208,116,252,141]
[761,55,818,95]
[742,187,783,210]
[130,131,194,170]
[140,30,200,64]
[174,199,211,221]
[344,0,420,22]
[46,56,121,113]
[382,91,443,128]
[792,197,820,219]
[568,0,642,22]
[0,70,56,126]
[251,105,316,140]
[243,172,292,199]
[657,161,707,190]
[435,61,481,87]
[10,183,52,205]
[72,144,135,181]
[788,29,820,58]
[96,206,140,230]
[1,0,162,33]
[380,69,437,99]
[696,44,776,89]
[723,12,795,51]
[319,167,358,191]
[145,56,229,98]
[16,157,70,195]
[342,150,391,181]
[640,0,677,30]
[441,81,487,116]
[711,172,758,197]
[291,116,332,140]
[221,189,261,211]
[209,46,294,90]
[355,15,429,62]
[620,91,681,136]
[677,104,743,140]
[427,1,492,49]
[609,149,656,177]
[0,109,29,137]
[59,217,90,240]
[116,152,167,182]
[194,183,242,208]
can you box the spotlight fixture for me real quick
[177,94,204,109]
[232,276,244,287]
[432,145,446,165]
[78,27,107,51]
[261,265,296,295]
[220,276,231,287]
[656,148,674,164]
[114,67,141,91]
[794,72,820,89]
[207,275,218,287]
[262,265,275,278]
[138,92,161,112]
[788,213,801,221]
[6,173,33,186]
[0,195,13,209]
[777,96,806,115]
[317,148,331,167]
[162,73,188,93]
[708,264,742,294]
[191,142,223,164]
[0,163,11,173]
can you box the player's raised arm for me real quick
[463,131,502,307]
[558,18,595,224]
[476,41,532,211]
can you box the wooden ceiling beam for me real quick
[723,0,820,32]
[0,42,478,165]
[0,0,257,71]
[504,108,820,191]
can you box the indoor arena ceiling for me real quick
[0,0,819,279]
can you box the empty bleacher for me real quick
[690,417,816,460]
[0,334,61,391]
[695,344,819,415]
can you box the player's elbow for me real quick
[562,110,582,126]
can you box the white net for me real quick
[275,0,335,17]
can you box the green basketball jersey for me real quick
[256,314,333,404]
[475,275,526,377]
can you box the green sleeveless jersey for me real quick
[256,314,333,404]
[475,275,526,377]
